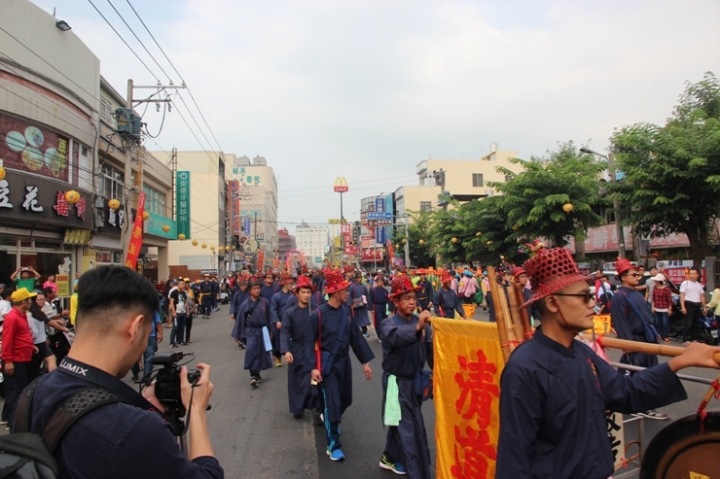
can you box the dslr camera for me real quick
[151,352,200,418]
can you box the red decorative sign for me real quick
[333,177,349,193]
[0,112,70,181]
[257,249,265,272]
[125,192,146,269]
[360,248,383,261]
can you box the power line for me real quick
[125,0,225,153]
[86,0,160,82]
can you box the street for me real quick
[2,303,717,479]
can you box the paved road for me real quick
[2,303,717,479]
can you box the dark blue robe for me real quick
[229,288,250,340]
[496,327,686,479]
[380,314,433,479]
[281,304,316,414]
[415,279,434,311]
[433,287,465,318]
[345,279,370,328]
[368,286,390,328]
[286,291,325,311]
[307,302,375,452]
[611,286,659,369]
[271,290,294,355]
[232,297,273,372]
[261,284,279,304]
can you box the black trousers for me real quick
[2,361,30,425]
[682,301,702,340]
[185,314,194,342]
[29,342,48,382]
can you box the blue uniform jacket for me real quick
[433,287,465,318]
[496,327,686,479]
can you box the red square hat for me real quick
[521,247,593,309]
[293,275,315,292]
[389,276,421,299]
[325,269,351,294]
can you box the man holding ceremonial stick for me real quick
[496,247,720,479]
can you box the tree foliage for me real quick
[611,72,720,268]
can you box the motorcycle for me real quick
[668,297,719,345]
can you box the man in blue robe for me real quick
[281,276,317,419]
[378,276,433,478]
[271,275,294,368]
[261,273,279,304]
[415,269,434,312]
[232,277,273,388]
[229,277,249,348]
[308,269,375,462]
[497,247,720,478]
[285,276,325,311]
[199,274,213,318]
[344,267,371,336]
[433,272,466,319]
[368,275,389,340]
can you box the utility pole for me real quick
[404,217,411,266]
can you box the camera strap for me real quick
[57,357,160,413]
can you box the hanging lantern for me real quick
[218,246,224,252]
[562,203,574,213]
[476,232,482,237]
[178,233,186,241]
[451,237,458,243]
[143,211,151,221]
[162,225,170,233]
[512,225,519,231]
[210,245,215,251]
[0,166,5,181]
[419,239,425,245]
[108,198,120,210]
[231,245,236,250]
[486,241,493,245]
[65,190,80,205]
[192,239,198,246]
[201,243,207,249]
[402,238,407,244]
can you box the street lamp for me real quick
[580,147,625,258]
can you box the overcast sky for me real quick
[33,0,720,232]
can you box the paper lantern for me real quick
[0,166,5,181]
[162,225,170,233]
[419,239,424,245]
[192,239,198,246]
[451,237,458,243]
[210,245,215,251]
[65,190,80,205]
[563,203,574,213]
[178,233,186,241]
[476,232,482,237]
[218,246,224,252]
[486,241,493,245]
[108,199,120,210]
[512,225,519,231]
[201,243,207,249]
[143,211,151,221]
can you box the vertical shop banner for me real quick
[433,318,505,479]
[125,193,146,268]
[256,249,265,272]
[56,274,70,297]
[228,180,241,235]
[386,239,395,265]
[176,171,191,239]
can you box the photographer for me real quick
[21,266,223,479]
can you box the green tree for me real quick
[391,211,436,267]
[611,72,720,269]
[461,195,529,265]
[491,141,607,247]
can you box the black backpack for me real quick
[0,378,123,478]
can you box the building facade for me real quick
[295,222,329,268]
[277,228,296,258]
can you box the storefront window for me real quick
[99,163,124,201]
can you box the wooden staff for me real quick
[487,267,517,362]
[580,334,720,365]
[512,283,533,340]
[506,282,525,343]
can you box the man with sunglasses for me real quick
[496,248,720,479]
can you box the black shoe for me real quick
[314,412,324,425]
[256,375,263,383]
[293,412,303,419]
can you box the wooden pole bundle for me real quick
[487,266,533,362]
[580,334,720,365]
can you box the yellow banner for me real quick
[433,318,505,479]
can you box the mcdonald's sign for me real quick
[333,177,349,193]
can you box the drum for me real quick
[640,410,720,478]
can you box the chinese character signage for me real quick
[375,197,385,213]
[360,248,382,261]
[228,180,241,235]
[256,249,265,272]
[176,171,191,239]
[0,172,91,228]
[432,318,505,478]
[0,113,70,181]
[125,192,146,269]
[145,211,177,239]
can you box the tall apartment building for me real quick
[277,228,296,257]
[296,222,329,268]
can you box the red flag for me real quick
[125,192,146,269]
[387,239,395,266]
[257,249,265,273]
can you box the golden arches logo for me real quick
[333,177,349,193]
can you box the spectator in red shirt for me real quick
[651,274,673,343]
[1,288,38,426]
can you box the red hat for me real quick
[416,268,427,275]
[342,265,355,274]
[279,272,292,284]
[248,276,263,287]
[441,272,453,284]
[325,269,351,294]
[520,247,592,309]
[615,258,635,280]
[512,266,527,279]
[389,276,421,299]
[293,275,315,292]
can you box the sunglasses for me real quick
[552,291,594,304]
[627,273,642,278]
